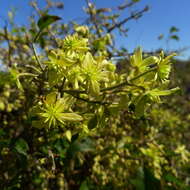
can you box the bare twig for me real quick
[4,26,12,66]
[118,0,137,10]
[85,0,102,37]
[107,6,149,33]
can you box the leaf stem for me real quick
[65,92,109,105]
[31,43,44,71]
[62,89,86,94]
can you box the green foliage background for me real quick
[0,1,190,190]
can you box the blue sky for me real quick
[0,0,190,59]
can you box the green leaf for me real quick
[131,47,142,67]
[15,138,29,156]
[88,115,98,129]
[9,68,23,90]
[68,138,95,157]
[34,15,61,42]
[48,68,60,86]
[37,15,61,31]
[142,56,159,67]
[89,80,100,95]
[0,129,6,136]
[170,35,179,41]
[144,167,161,190]
[164,174,182,186]
[147,87,180,97]
[130,167,145,190]
[60,113,83,122]
[80,180,89,190]
[135,47,143,64]
[135,95,148,117]
[0,101,5,110]
[170,26,179,33]
[65,130,72,142]
[45,92,57,105]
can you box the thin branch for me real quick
[101,67,156,92]
[101,81,145,92]
[4,26,12,66]
[107,6,149,33]
[31,1,59,47]
[62,89,86,94]
[130,67,156,82]
[66,92,109,105]
[118,1,137,10]
[85,0,102,37]
[60,77,66,97]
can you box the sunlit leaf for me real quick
[45,92,57,105]
[65,130,72,142]
[37,15,61,31]
[60,113,83,122]
[147,87,180,97]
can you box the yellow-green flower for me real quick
[39,93,83,127]
[80,52,107,95]
[155,52,176,82]
[62,34,89,53]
